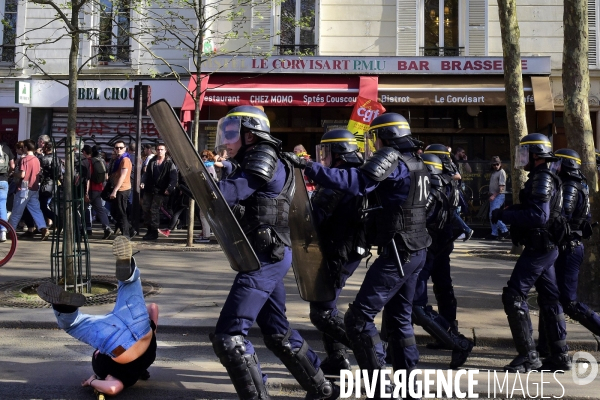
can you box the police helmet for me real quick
[421,153,443,176]
[318,129,362,166]
[216,106,281,152]
[520,133,555,158]
[423,144,451,161]
[368,113,423,151]
[514,133,557,168]
[554,148,581,170]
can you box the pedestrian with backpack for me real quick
[82,145,113,239]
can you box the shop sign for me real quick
[203,92,358,106]
[30,80,184,108]
[379,92,535,106]
[193,55,551,75]
[15,81,31,105]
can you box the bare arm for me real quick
[110,167,129,199]
[82,374,124,395]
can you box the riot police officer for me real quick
[210,106,337,400]
[284,113,430,399]
[491,133,570,372]
[309,129,366,375]
[537,149,598,364]
[412,153,473,369]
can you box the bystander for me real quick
[487,156,509,240]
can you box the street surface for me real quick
[0,234,599,399]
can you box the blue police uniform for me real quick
[304,154,428,373]
[499,162,568,372]
[309,162,365,373]
[411,155,473,369]
[538,174,600,354]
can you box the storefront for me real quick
[27,79,186,152]
[182,55,553,162]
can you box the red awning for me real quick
[181,74,378,123]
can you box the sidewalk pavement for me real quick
[0,230,598,351]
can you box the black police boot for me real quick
[565,301,600,336]
[502,288,542,372]
[449,321,474,369]
[309,306,352,348]
[320,334,351,376]
[536,312,551,358]
[211,333,270,400]
[263,330,336,400]
[541,352,572,372]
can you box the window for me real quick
[97,0,131,63]
[278,0,317,55]
[423,0,460,56]
[0,0,17,62]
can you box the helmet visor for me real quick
[514,145,530,169]
[216,117,242,148]
[548,159,562,174]
[316,144,332,167]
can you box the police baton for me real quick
[390,239,405,277]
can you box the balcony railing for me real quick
[420,47,465,57]
[92,44,131,64]
[275,44,318,56]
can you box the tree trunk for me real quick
[64,20,80,283]
[497,0,528,254]
[563,0,600,308]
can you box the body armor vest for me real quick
[516,169,565,246]
[238,160,294,247]
[312,183,366,261]
[440,173,460,211]
[367,153,432,252]
[564,180,590,231]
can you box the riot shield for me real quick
[289,168,336,302]
[147,99,260,272]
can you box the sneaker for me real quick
[485,234,499,240]
[0,231,6,242]
[194,237,211,243]
[103,228,114,240]
[456,233,466,240]
[463,229,474,242]
[37,282,86,307]
[158,229,171,237]
[40,228,50,241]
[113,236,133,281]
[499,230,511,240]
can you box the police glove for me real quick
[282,152,311,169]
[491,208,503,224]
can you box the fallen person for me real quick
[37,236,158,396]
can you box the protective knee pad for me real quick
[263,330,332,398]
[433,283,457,322]
[501,287,535,355]
[412,305,455,350]
[565,301,600,336]
[309,306,352,349]
[210,333,269,400]
[344,304,382,372]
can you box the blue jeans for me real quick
[453,208,471,234]
[489,194,508,236]
[52,264,151,357]
[9,190,47,230]
[0,181,7,231]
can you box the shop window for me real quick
[0,0,17,63]
[96,0,131,64]
[277,0,317,55]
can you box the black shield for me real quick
[147,99,260,272]
[289,169,336,302]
